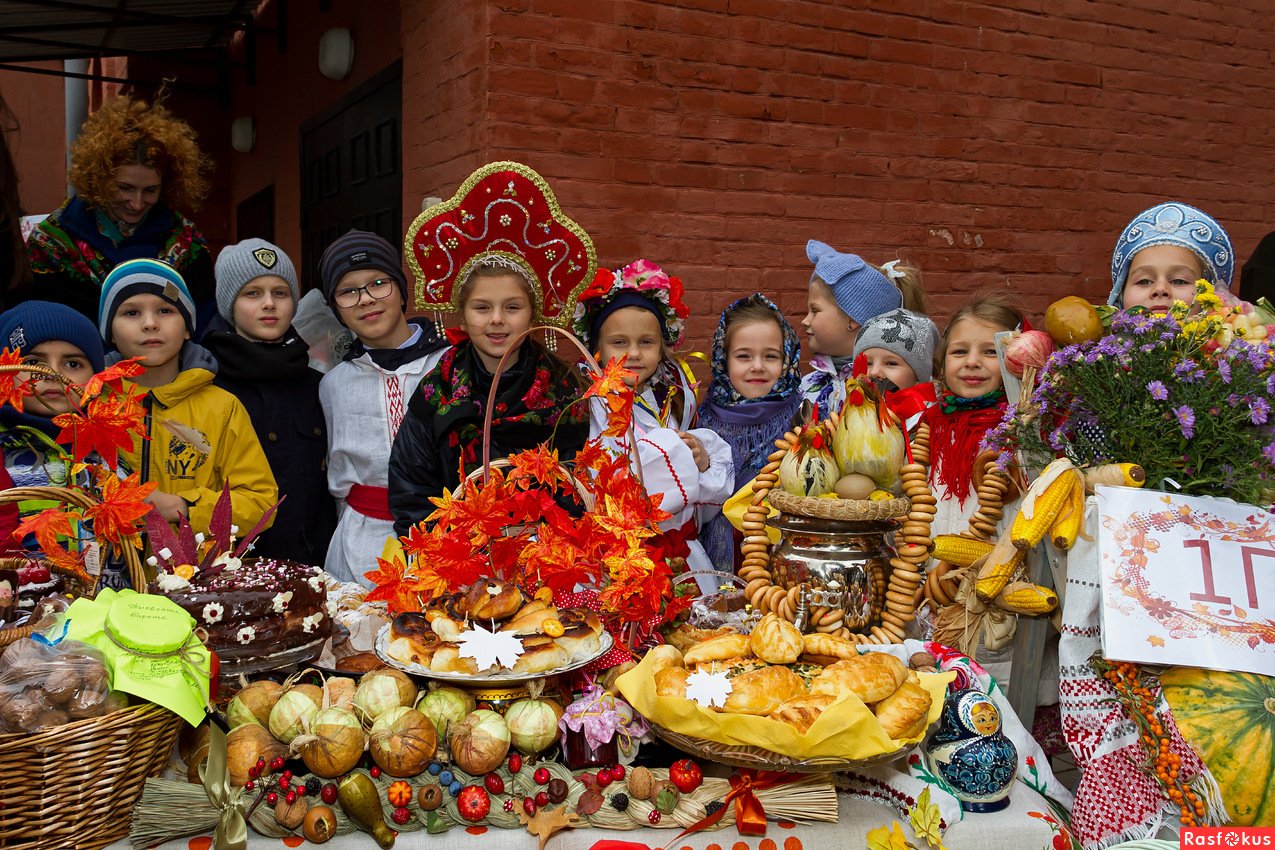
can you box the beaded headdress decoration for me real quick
[403,161,597,328]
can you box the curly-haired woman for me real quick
[20,95,215,329]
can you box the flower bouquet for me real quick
[368,352,696,667]
[985,281,1275,504]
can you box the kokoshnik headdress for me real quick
[403,161,598,330]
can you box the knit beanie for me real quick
[214,238,299,323]
[98,258,196,343]
[853,308,939,383]
[0,301,105,372]
[806,240,902,326]
[318,229,408,313]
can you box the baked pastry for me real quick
[430,614,463,641]
[723,665,806,715]
[466,578,525,621]
[810,652,908,704]
[500,600,559,635]
[874,680,931,739]
[769,693,837,734]
[647,644,684,673]
[800,633,859,665]
[664,623,736,653]
[654,666,690,698]
[683,632,750,666]
[337,651,387,674]
[556,609,603,660]
[749,613,803,664]
[385,612,442,666]
[513,636,570,674]
[429,644,480,676]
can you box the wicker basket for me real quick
[651,723,913,773]
[0,554,95,653]
[0,486,147,652]
[769,488,910,521]
[0,702,182,849]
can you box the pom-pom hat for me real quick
[1109,201,1233,307]
[403,161,597,327]
[806,239,902,326]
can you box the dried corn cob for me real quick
[975,532,1025,601]
[1050,484,1085,551]
[1082,462,1146,492]
[932,534,995,568]
[996,581,1058,615]
[1010,459,1081,550]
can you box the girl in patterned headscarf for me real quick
[696,294,802,572]
[1109,201,1234,311]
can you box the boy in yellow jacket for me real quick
[98,258,277,536]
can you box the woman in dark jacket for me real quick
[21,95,215,331]
[203,238,335,566]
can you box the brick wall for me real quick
[401,0,1275,351]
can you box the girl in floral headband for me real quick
[576,260,734,589]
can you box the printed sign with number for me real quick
[1096,486,1275,675]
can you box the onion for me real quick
[296,706,366,778]
[369,706,437,777]
[450,709,510,776]
[324,677,357,711]
[505,699,560,756]
[415,686,475,739]
[353,669,417,724]
[268,684,322,744]
[1004,330,1055,379]
[226,680,283,729]
[227,723,288,786]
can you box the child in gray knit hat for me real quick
[853,308,940,392]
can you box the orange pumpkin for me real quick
[386,780,413,808]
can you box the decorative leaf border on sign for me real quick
[1104,495,1275,650]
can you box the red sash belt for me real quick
[346,484,392,521]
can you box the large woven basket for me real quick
[0,702,182,849]
[651,723,913,773]
[769,488,910,521]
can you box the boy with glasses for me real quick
[318,230,448,585]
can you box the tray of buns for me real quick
[373,577,615,685]
[375,625,612,685]
[616,614,954,771]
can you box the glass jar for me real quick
[766,513,897,631]
[562,726,619,770]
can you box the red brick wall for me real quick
[400,0,1275,352]
[1,63,68,216]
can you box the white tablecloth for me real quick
[114,784,1071,850]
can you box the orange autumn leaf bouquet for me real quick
[367,356,695,643]
[0,350,156,582]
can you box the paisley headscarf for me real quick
[1109,202,1233,306]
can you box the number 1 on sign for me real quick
[1183,538,1273,609]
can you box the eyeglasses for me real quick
[332,278,396,308]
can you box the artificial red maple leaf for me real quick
[519,524,594,592]
[429,529,489,589]
[584,357,636,437]
[507,445,568,492]
[54,388,147,467]
[13,507,89,579]
[364,554,431,615]
[80,357,146,399]
[85,469,157,550]
[0,347,33,411]
[428,475,510,546]
[570,439,607,476]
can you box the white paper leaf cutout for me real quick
[457,624,525,671]
[685,668,733,708]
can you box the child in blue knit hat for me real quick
[799,240,904,414]
[0,301,106,557]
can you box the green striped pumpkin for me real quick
[1161,668,1275,826]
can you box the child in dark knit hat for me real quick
[0,301,106,554]
[317,229,448,585]
[202,238,335,567]
[98,258,278,546]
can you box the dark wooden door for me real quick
[299,61,402,293]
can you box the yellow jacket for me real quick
[112,345,278,535]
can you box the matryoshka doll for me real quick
[925,688,1018,812]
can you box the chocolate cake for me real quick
[152,558,330,662]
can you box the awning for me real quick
[0,0,255,62]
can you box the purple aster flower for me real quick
[1218,359,1232,384]
[1264,443,1275,466]
[1251,397,1270,425]
[1147,380,1168,400]
[1174,405,1195,439]
[1266,373,1275,395]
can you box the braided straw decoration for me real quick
[737,418,931,645]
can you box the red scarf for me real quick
[920,394,1006,504]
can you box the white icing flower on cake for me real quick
[202,602,224,625]
[308,574,322,592]
[272,591,293,613]
[326,598,339,619]
[155,573,191,592]
[213,551,242,572]
[236,626,256,645]
[302,612,324,634]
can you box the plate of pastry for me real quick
[373,577,614,685]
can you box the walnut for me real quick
[66,687,108,719]
[42,666,82,705]
[31,708,68,731]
